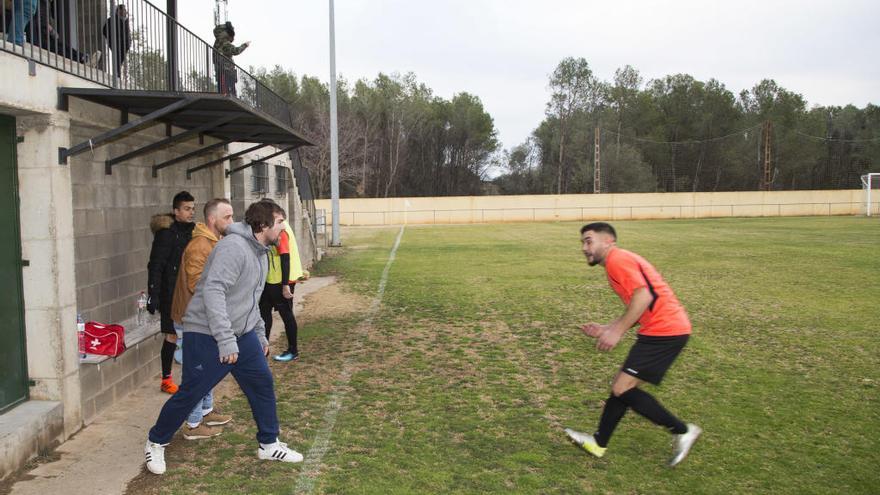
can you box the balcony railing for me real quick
[292,149,318,240]
[1,0,293,127]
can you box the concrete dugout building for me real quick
[0,0,320,478]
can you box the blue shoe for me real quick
[273,352,299,362]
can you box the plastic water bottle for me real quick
[77,313,86,359]
[137,291,148,326]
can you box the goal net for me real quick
[862,173,880,216]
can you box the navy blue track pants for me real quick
[148,330,279,444]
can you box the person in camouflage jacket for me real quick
[212,22,249,95]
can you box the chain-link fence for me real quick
[594,123,877,193]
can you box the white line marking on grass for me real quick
[294,226,405,494]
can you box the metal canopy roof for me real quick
[57,88,313,176]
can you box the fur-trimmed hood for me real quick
[150,213,174,234]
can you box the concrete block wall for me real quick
[316,189,867,226]
[64,97,227,427]
[78,332,163,425]
[68,98,217,325]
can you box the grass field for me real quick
[127,216,879,494]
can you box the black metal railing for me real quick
[1,0,293,127]
[292,149,317,240]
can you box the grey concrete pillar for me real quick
[210,149,231,203]
[16,112,83,435]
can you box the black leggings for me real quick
[258,283,298,354]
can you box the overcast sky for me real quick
[175,0,878,151]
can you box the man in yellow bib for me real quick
[259,201,306,362]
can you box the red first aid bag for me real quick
[84,322,126,357]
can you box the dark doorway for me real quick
[0,114,29,413]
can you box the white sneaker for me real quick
[144,440,167,474]
[564,428,607,458]
[257,440,303,463]
[669,423,702,467]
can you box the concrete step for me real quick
[0,401,64,480]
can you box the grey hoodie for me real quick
[183,221,269,358]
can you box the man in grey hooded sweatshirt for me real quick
[145,201,303,475]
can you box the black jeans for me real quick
[258,283,298,354]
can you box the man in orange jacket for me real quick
[170,198,235,440]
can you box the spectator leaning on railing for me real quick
[212,21,249,96]
[5,0,38,45]
[32,0,100,65]
[102,4,131,76]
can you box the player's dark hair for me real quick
[580,222,617,240]
[258,198,286,219]
[245,201,277,234]
[172,190,194,210]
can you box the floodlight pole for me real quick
[593,126,601,194]
[328,0,341,246]
[762,120,773,191]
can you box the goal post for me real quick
[862,173,880,216]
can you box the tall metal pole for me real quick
[328,0,341,246]
[762,120,772,191]
[593,126,601,194]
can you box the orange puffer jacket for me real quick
[171,223,219,324]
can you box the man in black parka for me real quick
[148,191,196,394]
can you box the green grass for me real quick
[127,217,880,494]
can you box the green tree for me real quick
[546,57,604,194]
